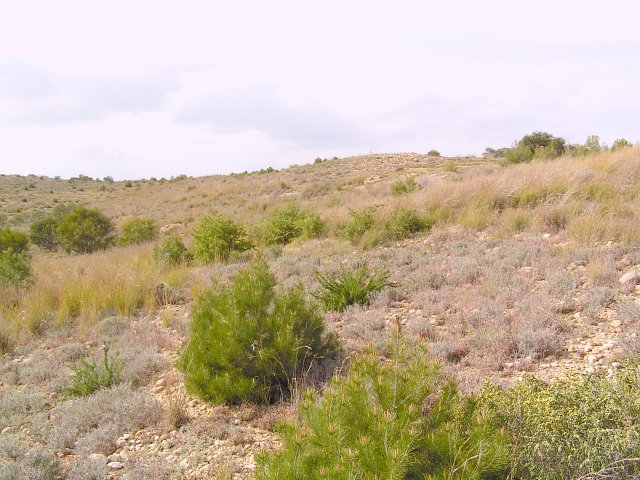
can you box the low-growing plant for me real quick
[341,207,376,243]
[611,138,632,151]
[61,344,124,398]
[428,149,441,156]
[154,236,191,265]
[117,217,157,246]
[0,249,32,289]
[313,264,397,312]
[481,364,640,480]
[179,261,337,405]
[386,207,426,239]
[0,228,29,254]
[257,334,509,480]
[263,204,325,244]
[190,215,251,263]
[391,177,418,196]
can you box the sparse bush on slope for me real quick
[117,217,157,246]
[154,236,191,266]
[257,334,509,480]
[341,208,376,244]
[30,217,59,251]
[190,215,251,263]
[0,228,29,255]
[180,261,338,405]
[263,204,325,245]
[386,207,426,239]
[0,250,32,289]
[391,177,418,196]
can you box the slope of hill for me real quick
[1,148,640,478]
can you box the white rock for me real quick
[619,270,638,284]
[107,461,124,470]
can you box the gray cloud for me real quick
[0,63,182,123]
[172,85,365,148]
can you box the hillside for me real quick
[1,147,640,478]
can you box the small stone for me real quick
[150,385,164,394]
[234,418,241,425]
[1,427,12,434]
[60,448,73,456]
[542,233,551,239]
[107,461,124,470]
[610,319,622,328]
[619,270,638,284]
[89,453,107,463]
[587,354,597,364]
[611,362,622,369]
[585,366,596,374]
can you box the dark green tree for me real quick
[55,206,115,254]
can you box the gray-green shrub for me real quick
[386,207,426,239]
[55,206,114,253]
[341,208,375,244]
[0,250,32,289]
[153,236,190,265]
[179,261,337,405]
[0,228,29,255]
[263,204,325,245]
[391,177,418,196]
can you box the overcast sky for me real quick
[1,1,639,179]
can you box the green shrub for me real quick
[504,144,534,165]
[391,177,418,196]
[0,249,32,288]
[153,236,190,266]
[313,264,396,312]
[55,206,114,254]
[481,365,640,480]
[190,215,251,263]
[612,138,633,151]
[179,261,337,405]
[427,149,441,156]
[30,217,59,251]
[61,344,124,398]
[117,217,157,246]
[263,204,325,245]
[0,228,29,254]
[257,335,508,480]
[341,208,375,244]
[386,207,426,239]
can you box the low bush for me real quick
[0,228,29,254]
[341,208,375,244]
[612,138,633,151]
[61,344,124,398]
[153,236,191,265]
[117,217,157,246]
[179,261,337,405]
[0,250,32,289]
[257,335,509,480]
[313,264,396,312]
[55,206,114,254]
[190,215,251,263]
[391,177,418,196]
[386,207,426,239]
[481,365,640,480]
[29,217,58,251]
[263,204,325,245]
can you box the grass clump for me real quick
[386,207,426,239]
[391,177,418,196]
[117,217,157,246]
[263,204,325,245]
[154,236,191,266]
[190,215,251,263]
[61,344,124,398]
[481,365,640,480]
[179,261,337,405]
[313,264,396,312]
[257,334,508,480]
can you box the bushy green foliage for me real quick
[257,336,508,480]
[0,228,29,255]
[504,131,565,164]
[313,264,396,312]
[612,138,632,151]
[190,215,251,263]
[391,177,418,196]
[263,204,325,245]
[481,365,640,480]
[117,217,157,246]
[179,261,337,405]
[386,207,426,239]
[0,249,32,288]
[29,217,58,251]
[341,208,375,243]
[61,344,124,398]
[427,149,441,156]
[153,236,191,266]
[55,206,114,254]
